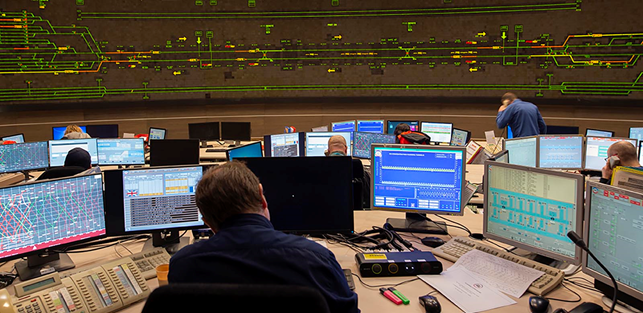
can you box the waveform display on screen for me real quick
[0,175,106,259]
[538,136,583,169]
[356,120,384,134]
[0,142,49,173]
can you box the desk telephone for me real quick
[0,257,150,313]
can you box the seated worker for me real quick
[496,92,547,138]
[37,148,92,180]
[394,123,411,144]
[601,141,643,184]
[325,135,348,156]
[169,162,359,313]
[62,124,91,139]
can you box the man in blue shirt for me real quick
[496,92,547,137]
[169,162,359,313]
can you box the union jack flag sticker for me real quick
[126,190,138,197]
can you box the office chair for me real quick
[36,166,87,181]
[141,283,330,313]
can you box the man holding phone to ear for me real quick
[601,141,643,184]
[496,92,547,138]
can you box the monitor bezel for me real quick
[220,122,252,141]
[483,161,584,264]
[2,133,25,143]
[584,128,614,138]
[582,181,643,302]
[639,141,643,164]
[629,127,643,140]
[331,120,356,132]
[450,128,471,146]
[352,132,396,159]
[263,133,305,157]
[420,122,454,144]
[488,149,509,163]
[149,139,201,167]
[0,141,50,174]
[386,120,420,134]
[502,135,540,167]
[48,138,99,167]
[370,143,466,216]
[188,122,221,141]
[356,120,385,134]
[538,134,585,170]
[226,141,263,161]
[304,131,353,157]
[584,136,639,171]
[52,125,87,140]
[0,173,107,262]
[96,138,146,166]
[148,127,167,140]
[85,124,119,139]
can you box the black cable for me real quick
[54,235,149,254]
[351,273,419,289]
[432,215,472,236]
[545,282,582,303]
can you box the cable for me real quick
[351,273,419,289]
[545,282,582,303]
[432,215,472,236]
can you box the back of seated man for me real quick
[38,147,92,181]
[326,135,347,156]
[169,162,359,313]
[601,141,643,184]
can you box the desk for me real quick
[0,211,605,313]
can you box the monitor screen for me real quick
[451,128,471,147]
[48,139,99,167]
[420,122,453,144]
[241,157,354,234]
[149,139,200,167]
[585,129,614,138]
[311,126,328,132]
[545,125,579,135]
[264,133,305,157]
[86,124,119,139]
[53,126,86,140]
[538,135,583,169]
[585,137,638,171]
[0,142,49,173]
[149,128,166,140]
[629,127,643,142]
[386,121,419,134]
[227,142,263,160]
[484,162,583,264]
[305,132,352,156]
[0,174,106,260]
[331,120,356,132]
[371,144,465,215]
[356,120,385,134]
[352,132,395,159]
[584,182,643,306]
[507,126,514,139]
[2,134,25,143]
[97,138,146,165]
[640,142,643,165]
[188,122,220,141]
[221,122,251,141]
[504,136,538,167]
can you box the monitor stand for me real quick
[386,213,448,235]
[143,230,190,255]
[530,254,579,276]
[596,279,643,312]
[15,252,75,281]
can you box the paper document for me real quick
[419,267,516,313]
[450,249,544,297]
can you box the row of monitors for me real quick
[2,127,168,143]
[0,138,146,174]
[327,120,471,144]
[187,122,252,142]
[503,135,640,171]
[507,125,643,141]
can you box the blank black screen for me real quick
[150,139,200,166]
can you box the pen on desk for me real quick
[387,287,410,305]
[379,287,403,305]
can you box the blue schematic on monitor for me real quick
[538,136,583,169]
[372,145,464,214]
[97,138,146,165]
[356,120,384,133]
[0,142,49,173]
[332,121,356,132]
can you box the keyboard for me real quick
[205,148,228,153]
[432,237,564,296]
[130,248,172,279]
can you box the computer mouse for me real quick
[529,296,551,313]
[419,295,441,313]
[421,237,445,248]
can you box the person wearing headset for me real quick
[601,141,643,184]
[496,92,547,138]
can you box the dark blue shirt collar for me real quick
[219,213,273,230]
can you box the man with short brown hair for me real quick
[601,141,643,184]
[169,162,359,313]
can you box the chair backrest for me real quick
[142,283,330,313]
[36,166,87,181]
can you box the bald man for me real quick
[601,141,643,184]
[326,135,348,156]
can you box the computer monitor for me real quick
[331,120,356,132]
[305,132,352,156]
[582,182,643,311]
[488,150,509,163]
[629,127,643,142]
[263,133,305,157]
[352,132,395,159]
[420,122,453,144]
[585,128,614,138]
[538,135,584,170]
[226,142,263,160]
[584,137,638,171]
[104,166,204,253]
[545,125,579,135]
[48,139,99,167]
[371,144,466,234]
[188,122,220,145]
[220,122,251,143]
[52,126,87,140]
[484,161,584,264]
[0,174,106,280]
[86,124,119,138]
[240,157,354,234]
[507,126,514,139]
[311,125,329,132]
[149,127,167,140]
[0,142,49,174]
[504,136,538,167]
[640,142,643,165]
[2,133,25,143]
[149,139,200,167]
[386,121,419,134]
[356,120,385,133]
[450,128,471,146]
[97,138,146,165]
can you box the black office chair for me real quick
[141,283,330,313]
[36,166,87,181]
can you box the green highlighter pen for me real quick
[387,287,410,305]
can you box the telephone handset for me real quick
[608,155,621,169]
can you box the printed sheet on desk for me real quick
[449,249,544,297]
